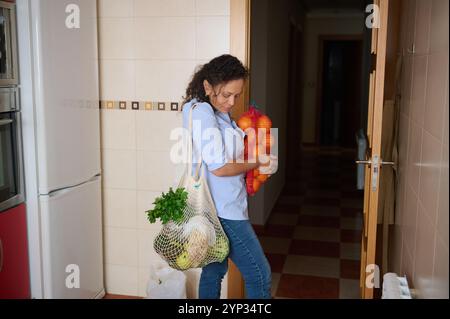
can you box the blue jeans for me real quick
[199,218,272,299]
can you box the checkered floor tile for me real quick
[254,148,364,299]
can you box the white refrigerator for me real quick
[29,0,104,298]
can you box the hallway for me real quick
[254,147,364,298]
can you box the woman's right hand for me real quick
[258,154,279,175]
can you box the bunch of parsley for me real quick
[146,187,188,225]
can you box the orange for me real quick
[237,116,253,131]
[253,169,260,178]
[256,115,272,130]
[252,179,261,193]
[257,174,269,183]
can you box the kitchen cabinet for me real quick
[0,203,30,298]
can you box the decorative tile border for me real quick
[100,101,182,111]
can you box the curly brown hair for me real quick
[182,54,249,109]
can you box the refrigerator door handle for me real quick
[0,119,13,126]
[47,175,101,198]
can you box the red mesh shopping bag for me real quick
[237,105,274,196]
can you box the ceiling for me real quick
[300,0,367,12]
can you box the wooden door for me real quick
[359,0,390,299]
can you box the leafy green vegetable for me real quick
[146,187,188,225]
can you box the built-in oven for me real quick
[0,1,18,86]
[0,87,23,213]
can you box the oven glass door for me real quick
[0,111,21,211]
[0,3,17,84]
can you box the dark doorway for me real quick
[317,39,363,148]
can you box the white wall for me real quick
[301,13,365,144]
[249,0,304,225]
[248,0,269,225]
[98,0,230,298]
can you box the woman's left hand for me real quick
[258,154,278,175]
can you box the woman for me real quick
[182,54,278,299]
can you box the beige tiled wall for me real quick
[392,0,448,299]
[98,0,230,298]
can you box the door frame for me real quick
[228,0,251,299]
[230,0,251,121]
[315,34,364,146]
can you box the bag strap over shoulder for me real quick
[188,103,204,180]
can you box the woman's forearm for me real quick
[212,160,260,177]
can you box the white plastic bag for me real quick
[146,262,187,299]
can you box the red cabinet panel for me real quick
[0,203,30,299]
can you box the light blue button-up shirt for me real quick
[182,99,249,220]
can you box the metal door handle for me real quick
[356,156,396,192]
